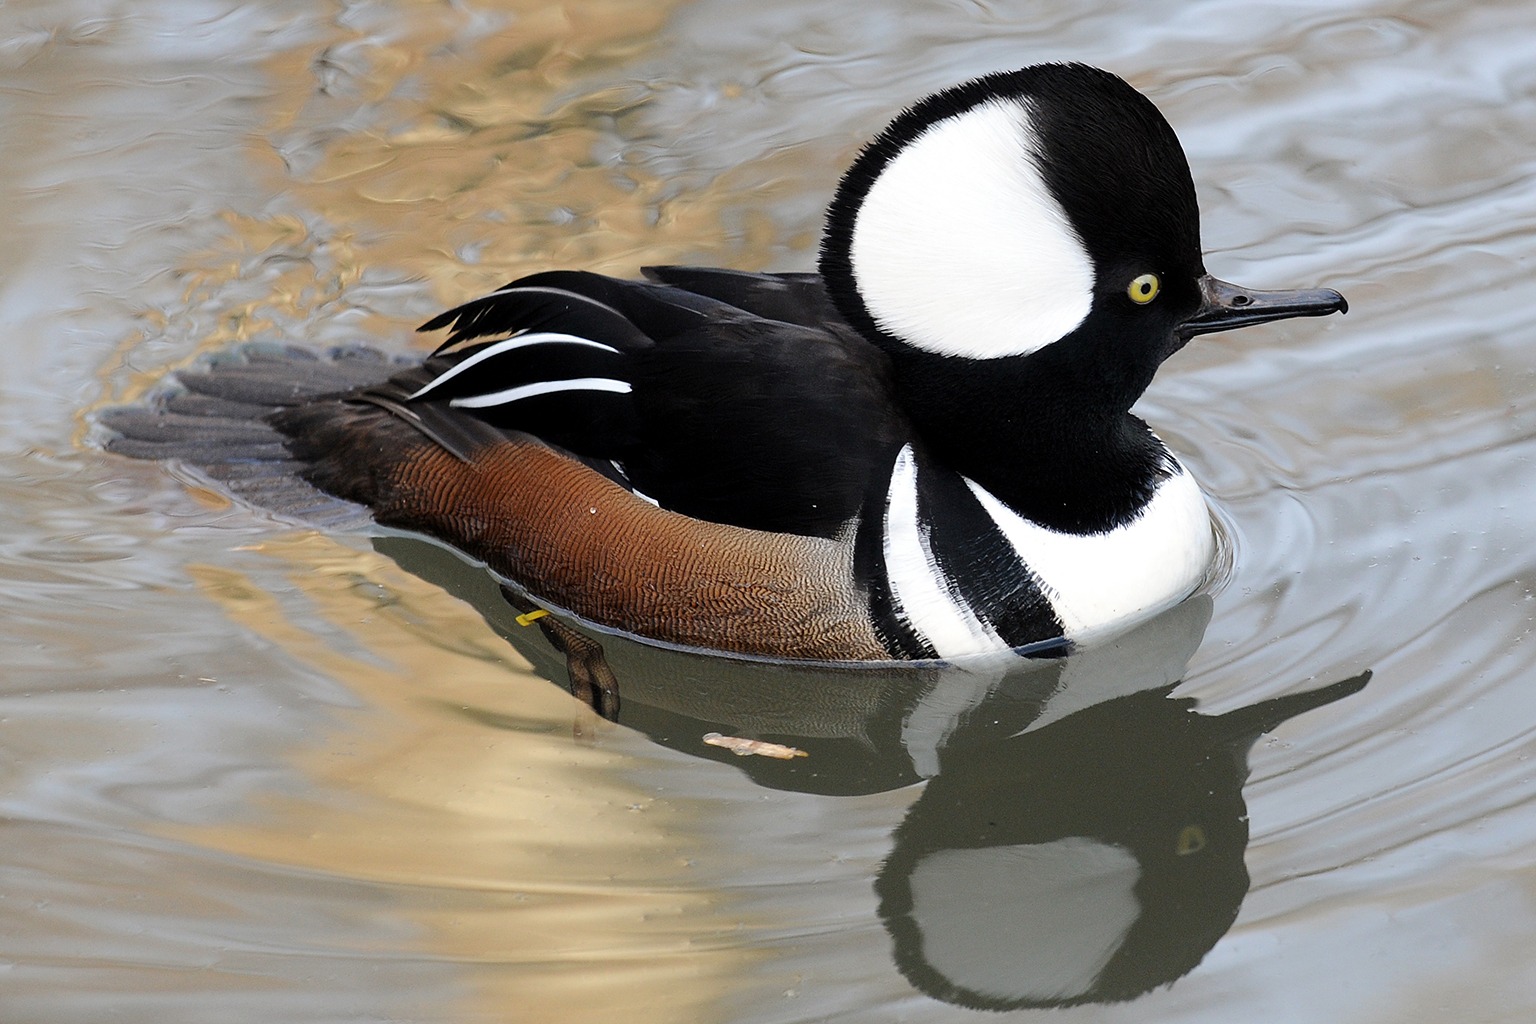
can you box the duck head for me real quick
[819,64,1347,423]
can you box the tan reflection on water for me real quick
[151,6,791,1012]
[25,0,1536,1018]
[175,532,750,1022]
[177,0,779,363]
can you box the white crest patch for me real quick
[850,98,1095,359]
[966,460,1215,642]
[882,445,1006,658]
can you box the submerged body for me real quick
[103,64,1345,661]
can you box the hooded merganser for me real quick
[104,62,1346,662]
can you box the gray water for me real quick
[4,0,1536,1020]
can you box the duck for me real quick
[103,62,1346,663]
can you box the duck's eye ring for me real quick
[1128,273,1160,304]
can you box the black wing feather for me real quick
[623,317,908,537]
[642,266,845,330]
[419,270,719,352]
[396,267,909,536]
[407,270,743,456]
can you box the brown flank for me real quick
[272,398,887,661]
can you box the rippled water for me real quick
[5,0,1536,1020]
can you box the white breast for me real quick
[965,463,1216,643]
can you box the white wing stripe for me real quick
[448,377,631,409]
[408,332,621,399]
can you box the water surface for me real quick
[4,0,1536,1020]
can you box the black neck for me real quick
[888,348,1171,534]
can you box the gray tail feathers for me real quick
[98,343,413,528]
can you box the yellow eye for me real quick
[1128,273,1160,304]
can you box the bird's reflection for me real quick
[375,534,1368,1008]
[875,672,1366,1009]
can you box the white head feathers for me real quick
[848,98,1095,360]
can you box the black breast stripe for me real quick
[914,461,1064,648]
